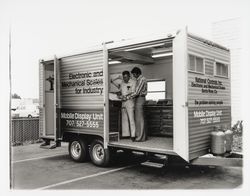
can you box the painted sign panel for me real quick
[60,51,104,108]
[58,51,105,136]
[189,106,231,127]
[61,70,104,96]
[61,108,104,131]
[188,74,230,107]
[188,106,231,159]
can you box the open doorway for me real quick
[108,39,174,154]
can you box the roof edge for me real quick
[188,33,230,52]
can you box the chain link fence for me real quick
[11,118,41,146]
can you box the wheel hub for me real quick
[93,144,104,161]
[71,141,81,158]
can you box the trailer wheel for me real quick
[89,139,110,167]
[69,138,88,162]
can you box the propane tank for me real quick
[224,127,234,153]
[211,126,226,155]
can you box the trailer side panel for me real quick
[59,50,105,137]
[187,35,231,160]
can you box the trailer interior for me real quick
[107,38,175,155]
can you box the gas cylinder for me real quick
[224,128,234,153]
[211,126,226,155]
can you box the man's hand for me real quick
[121,96,127,101]
[116,91,122,96]
[118,95,127,101]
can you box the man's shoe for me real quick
[121,136,130,139]
[131,137,136,142]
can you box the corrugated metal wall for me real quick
[188,73,231,106]
[187,35,231,160]
[188,107,231,159]
[205,59,214,76]
[60,51,104,108]
[188,37,230,62]
[59,50,105,136]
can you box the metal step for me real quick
[40,136,55,140]
[141,160,164,168]
[40,141,61,149]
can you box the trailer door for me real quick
[39,59,58,140]
[173,27,189,161]
[39,57,60,141]
[59,47,108,145]
[54,56,61,141]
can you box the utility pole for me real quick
[9,24,12,189]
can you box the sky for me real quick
[3,0,249,99]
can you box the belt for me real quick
[135,95,145,98]
[134,95,146,98]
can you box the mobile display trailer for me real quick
[39,27,239,167]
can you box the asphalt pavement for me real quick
[11,143,242,189]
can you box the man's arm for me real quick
[126,80,136,99]
[131,77,146,98]
[111,79,120,89]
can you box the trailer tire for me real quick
[89,139,110,167]
[69,138,88,162]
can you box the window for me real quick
[215,62,228,77]
[146,80,166,101]
[205,59,214,75]
[188,54,204,74]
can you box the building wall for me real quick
[143,57,172,99]
[109,57,173,99]
[212,18,242,124]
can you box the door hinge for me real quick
[182,102,188,107]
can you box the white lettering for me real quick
[61,112,74,119]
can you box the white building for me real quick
[212,18,242,125]
[11,98,38,110]
[11,99,21,110]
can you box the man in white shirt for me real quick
[111,71,136,141]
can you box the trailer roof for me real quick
[106,32,176,51]
[40,28,230,61]
[188,33,230,52]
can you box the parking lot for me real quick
[11,142,242,190]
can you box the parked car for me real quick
[11,105,39,118]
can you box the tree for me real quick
[12,93,21,99]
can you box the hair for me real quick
[131,67,141,75]
[122,70,130,76]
